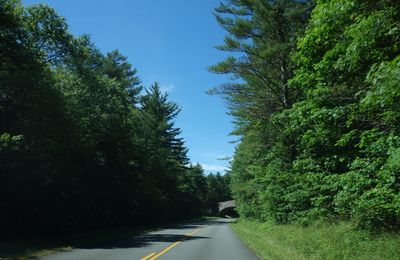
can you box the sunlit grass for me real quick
[230,219,400,260]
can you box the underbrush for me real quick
[230,219,400,260]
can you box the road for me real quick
[40,218,258,260]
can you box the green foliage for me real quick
[0,0,224,236]
[213,0,400,232]
[205,172,232,214]
[209,0,314,131]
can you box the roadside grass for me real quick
[0,216,213,260]
[230,219,400,260]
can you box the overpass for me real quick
[218,200,237,217]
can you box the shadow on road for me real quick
[164,224,203,230]
[76,219,233,249]
[78,234,210,249]
[1,219,233,258]
[163,218,233,230]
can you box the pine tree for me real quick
[210,0,313,221]
[140,83,188,167]
[209,0,313,133]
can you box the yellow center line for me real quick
[141,252,156,260]
[149,241,181,260]
[141,226,204,260]
[187,228,201,236]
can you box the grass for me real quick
[230,219,400,260]
[0,216,213,260]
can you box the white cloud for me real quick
[202,152,232,161]
[217,156,232,161]
[160,83,175,94]
[201,164,228,172]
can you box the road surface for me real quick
[41,218,259,260]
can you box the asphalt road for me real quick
[40,218,258,260]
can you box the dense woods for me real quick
[0,0,231,236]
[2,0,399,242]
[213,0,400,232]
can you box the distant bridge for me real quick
[218,200,237,217]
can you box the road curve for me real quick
[40,218,258,260]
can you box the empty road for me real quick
[41,218,258,260]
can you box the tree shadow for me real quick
[164,224,204,230]
[79,233,209,249]
[163,219,230,229]
[77,219,229,249]
[1,219,229,257]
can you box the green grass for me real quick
[230,219,400,260]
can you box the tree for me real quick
[0,0,77,233]
[209,0,313,134]
[206,172,232,214]
[138,83,189,220]
[1,0,204,235]
[213,0,400,231]
[176,164,208,217]
[210,0,313,222]
[288,0,400,230]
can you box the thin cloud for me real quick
[160,83,175,94]
[201,164,227,172]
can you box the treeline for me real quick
[212,0,400,232]
[0,0,230,236]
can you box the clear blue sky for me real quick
[23,0,235,174]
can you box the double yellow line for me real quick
[141,227,203,260]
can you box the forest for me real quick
[211,0,400,232]
[0,0,231,236]
[1,0,400,242]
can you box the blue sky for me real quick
[23,0,236,174]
